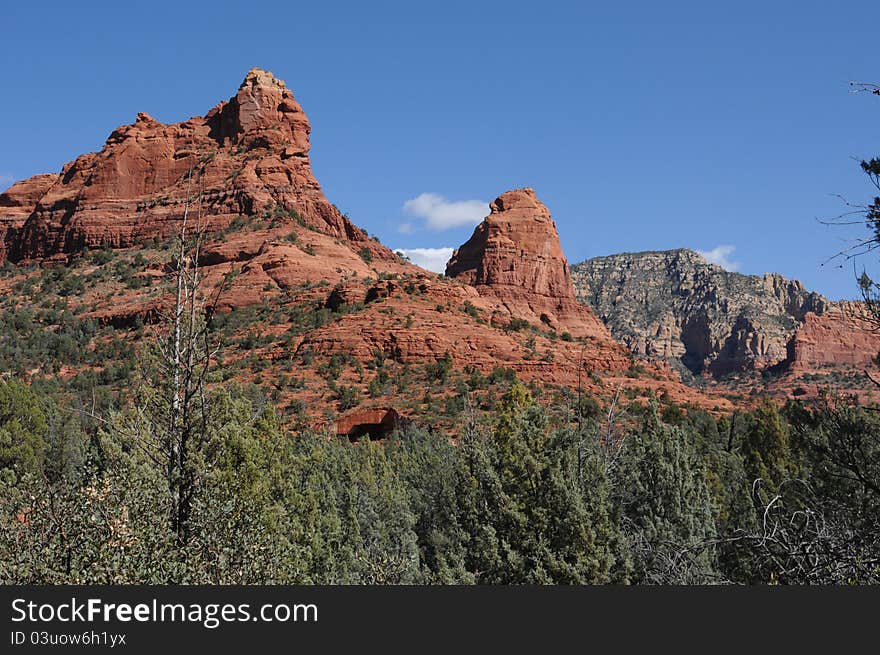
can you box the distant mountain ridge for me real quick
[571,248,842,377]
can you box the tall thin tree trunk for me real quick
[169,172,192,544]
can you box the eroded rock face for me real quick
[2,68,390,263]
[785,302,878,371]
[0,174,59,261]
[446,188,613,340]
[571,249,830,376]
[296,274,632,381]
[447,189,571,296]
[334,408,404,440]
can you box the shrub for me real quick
[425,352,453,383]
[462,301,480,318]
[336,384,361,410]
[488,366,517,385]
[358,247,374,264]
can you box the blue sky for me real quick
[2,1,878,298]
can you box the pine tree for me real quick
[741,396,797,497]
[612,405,719,584]
[387,427,476,583]
[0,379,48,482]
[477,381,615,583]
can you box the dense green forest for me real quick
[1,368,878,584]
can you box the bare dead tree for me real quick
[154,171,228,544]
[111,168,231,546]
[617,518,727,585]
[851,82,880,96]
[616,472,879,584]
[598,385,625,475]
[731,478,880,584]
[820,83,880,388]
[576,340,589,432]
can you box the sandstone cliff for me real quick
[446,188,612,340]
[2,68,390,263]
[786,301,878,371]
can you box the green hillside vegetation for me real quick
[1,370,877,584]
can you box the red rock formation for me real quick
[334,408,404,440]
[2,68,391,263]
[786,303,878,370]
[0,174,58,261]
[446,188,614,339]
[0,69,724,420]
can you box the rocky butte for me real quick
[300,187,634,387]
[1,68,390,264]
[446,188,611,340]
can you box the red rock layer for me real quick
[786,302,878,370]
[446,188,615,340]
[2,68,391,264]
[0,174,59,261]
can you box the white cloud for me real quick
[402,193,486,230]
[0,174,16,188]
[394,247,455,274]
[697,244,741,271]
[397,222,415,234]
